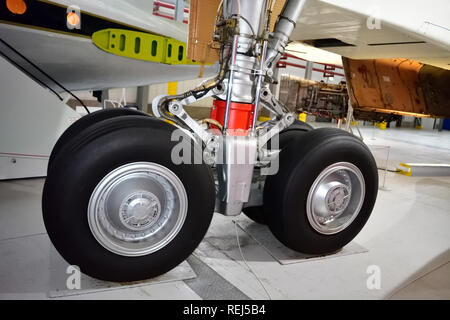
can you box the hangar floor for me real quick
[0,125,449,300]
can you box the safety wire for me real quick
[233,220,272,300]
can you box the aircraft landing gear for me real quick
[42,0,379,282]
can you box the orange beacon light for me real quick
[6,0,27,15]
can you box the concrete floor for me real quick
[0,125,449,300]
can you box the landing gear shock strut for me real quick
[153,0,305,216]
[210,100,255,133]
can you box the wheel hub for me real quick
[325,183,350,215]
[119,191,161,231]
[307,162,365,235]
[88,162,188,257]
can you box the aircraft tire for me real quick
[43,116,215,282]
[263,128,378,254]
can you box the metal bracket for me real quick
[257,112,295,148]
[259,87,287,116]
[168,101,212,143]
[216,135,258,216]
[152,85,225,145]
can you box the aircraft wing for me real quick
[290,0,450,70]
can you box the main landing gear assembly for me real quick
[42,0,378,282]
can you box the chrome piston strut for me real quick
[223,34,240,131]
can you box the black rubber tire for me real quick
[48,108,149,170]
[285,120,314,132]
[43,116,215,282]
[264,128,378,254]
[241,206,266,224]
[242,120,313,224]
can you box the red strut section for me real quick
[210,100,255,134]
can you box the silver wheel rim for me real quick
[88,162,188,257]
[306,162,365,235]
